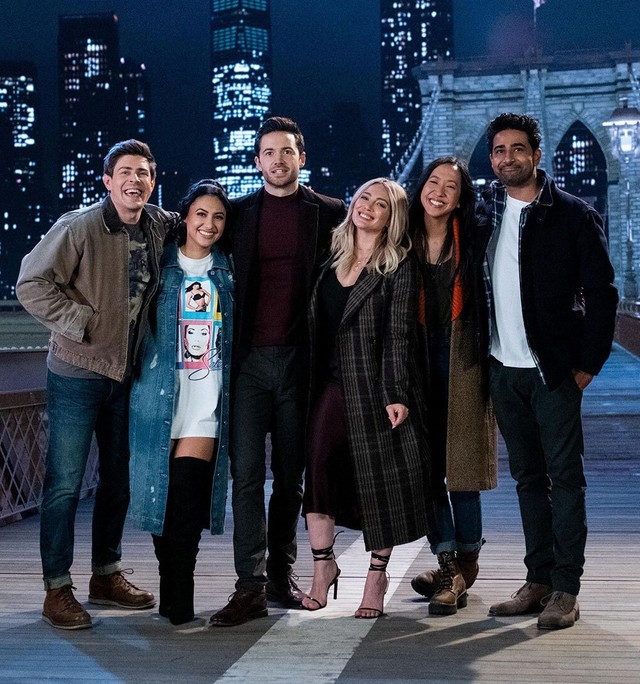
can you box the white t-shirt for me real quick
[170,249,223,439]
[490,195,536,368]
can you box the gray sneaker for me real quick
[537,591,580,630]
[489,581,552,616]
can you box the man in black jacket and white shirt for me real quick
[476,113,618,630]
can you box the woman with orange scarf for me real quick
[408,157,497,616]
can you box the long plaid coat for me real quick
[309,257,433,551]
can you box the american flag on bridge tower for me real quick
[533,0,546,26]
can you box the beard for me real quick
[262,168,298,188]
[495,163,535,188]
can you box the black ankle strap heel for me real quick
[355,551,391,619]
[368,551,391,573]
[304,536,342,610]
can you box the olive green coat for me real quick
[445,314,498,491]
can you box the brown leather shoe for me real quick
[42,586,92,630]
[411,568,440,599]
[209,589,268,627]
[429,551,468,616]
[538,591,580,630]
[266,572,305,608]
[88,570,155,609]
[489,582,552,616]
[412,550,480,599]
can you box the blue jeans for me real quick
[41,370,130,589]
[489,359,586,595]
[426,327,483,555]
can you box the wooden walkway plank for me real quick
[0,344,639,682]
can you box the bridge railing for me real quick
[616,299,640,357]
[0,390,98,525]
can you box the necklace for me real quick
[352,249,374,272]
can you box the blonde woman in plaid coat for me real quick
[301,178,432,618]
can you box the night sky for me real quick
[4,0,640,190]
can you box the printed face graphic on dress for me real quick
[183,323,211,360]
[178,276,223,377]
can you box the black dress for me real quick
[303,268,362,529]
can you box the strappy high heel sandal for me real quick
[355,551,391,619]
[302,543,341,611]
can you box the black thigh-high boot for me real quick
[152,534,172,618]
[165,457,213,625]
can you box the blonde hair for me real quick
[330,178,410,276]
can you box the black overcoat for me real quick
[310,257,433,550]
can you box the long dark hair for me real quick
[408,156,475,288]
[166,178,232,251]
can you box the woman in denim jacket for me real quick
[128,179,234,625]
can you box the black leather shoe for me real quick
[209,589,268,627]
[266,573,305,608]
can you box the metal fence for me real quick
[0,390,98,525]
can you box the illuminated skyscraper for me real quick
[381,0,453,172]
[0,61,45,298]
[59,14,122,211]
[211,0,271,198]
[119,57,148,138]
[0,61,38,190]
[58,14,146,212]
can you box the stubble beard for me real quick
[264,168,299,193]
[496,164,535,189]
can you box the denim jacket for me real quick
[128,241,234,535]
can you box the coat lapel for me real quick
[299,192,320,288]
[340,269,382,329]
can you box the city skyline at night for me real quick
[2,0,640,298]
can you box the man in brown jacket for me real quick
[17,140,172,630]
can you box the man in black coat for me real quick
[210,117,346,626]
[476,113,618,630]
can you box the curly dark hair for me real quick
[486,113,542,153]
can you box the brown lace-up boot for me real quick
[412,549,479,599]
[428,551,467,616]
[43,586,92,630]
[456,549,479,589]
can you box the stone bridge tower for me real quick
[413,48,640,300]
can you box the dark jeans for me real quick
[41,371,130,589]
[489,359,586,596]
[426,327,483,555]
[230,346,307,590]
